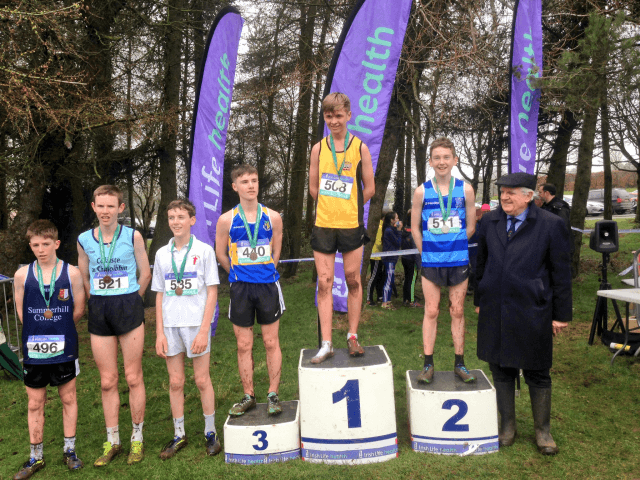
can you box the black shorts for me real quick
[88,291,145,336]
[24,360,79,389]
[421,265,469,287]
[229,281,285,328]
[311,226,368,254]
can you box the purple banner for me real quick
[319,0,412,311]
[188,6,243,334]
[509,0,542,174]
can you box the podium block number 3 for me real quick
[252,430,268,450]
[332,379,362,428]
[442,399,469,432]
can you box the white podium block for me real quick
[407,369,498,455]
[299,345,398,464]
[224,400,300,464]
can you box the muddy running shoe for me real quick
[127,441,144,465]
[347,336,364,357]
[94,442,122,467]
[159,436,187,460]
[13,457,45,480]
[454,365,476,383]
[311,341,334,364]
[267,392,282,416]
[417,364,435,384]
[62,450,83,470]
[205,432,222,456]
[228,394,256,416]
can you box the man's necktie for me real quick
[507,217,519,240]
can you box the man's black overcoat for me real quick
[474,203,572,370]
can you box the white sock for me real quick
[64,436,76,453]
[315,340,332,357]
[30,443,43,461]
[347,333,357,340]
[173,416,185,438]
[131,421,144,443]
[204,413,215,435]
[107,425,120,446]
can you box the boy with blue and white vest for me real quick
[13,220,86,479]
[77,185,151,466]
[411,137,476,384]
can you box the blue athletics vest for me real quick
[421,178,469,267]
[22,261,78,365]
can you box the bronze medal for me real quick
[44,310,53,319]
[441,224,450,234]
[103,275,112,284]
[175,287,183,296]
[250,250,258,261]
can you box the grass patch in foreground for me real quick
[2,246,640,479]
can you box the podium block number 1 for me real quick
[442,399,469,432]
[332,379,362,428]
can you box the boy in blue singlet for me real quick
[215,164,285,417]
[152,199,221,458]
[77,185,151,466]
[13,220,86,479]
[411,137,476,384]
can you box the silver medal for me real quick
[441,224,450,234]
[335,180,344,190]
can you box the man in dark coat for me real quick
[538,183,571,232]
[474,173,572,455]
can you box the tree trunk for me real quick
[601,101,612,220]
[394,123,406,215]
[283,1,317,277]
[546,110,578,194]
[404,124,413,217]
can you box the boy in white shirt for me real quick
[152,199,221,458]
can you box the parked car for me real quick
[563,195,604,216]
[630,190,637,212]
[587,188,633,214]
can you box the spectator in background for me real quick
[381,212,402,310]
[366,217,386,306]
[401,209,421,307]
[538,183,571,232]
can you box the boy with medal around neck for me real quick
[151,199,221,458]
[308,92,375,364]
[216,164,285,417]
[77,185,151,466]
[13,220,86,480]
[410,137,476,384]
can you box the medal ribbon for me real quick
[171,235,194,282]
[98,224,121,273]
[434,177,455,223]
[329,132,350,180]
[238,203,262,249]
[36,259,59,311]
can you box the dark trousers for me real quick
[489,363,552,388]
[367,259,385,302]
[401,258,417,303]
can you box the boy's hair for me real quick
[26,219,58,242]
[322,92,351,113]
[93,185,124,205]
[231,164,259,183]
[429,136,457,158]
[167,198,196,217]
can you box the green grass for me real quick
[2,236,640,479]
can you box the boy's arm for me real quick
[68,265,86,324]
[133,230,151,296]
[360,143,375,203]
[308,142,321,200]
[12,266,27,323]
[411,185,424,255]
[215,212,232,274]
[270,208,283,267]
[464,182,477,239]
[155,292,168,358]
[191,285,217,355]
[77,241,91,298]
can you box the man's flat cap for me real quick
[496,172,536,190]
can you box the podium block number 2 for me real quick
[252,430,268,450]
[442,399,469,432]
[332,379,362,428]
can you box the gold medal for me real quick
[250,250,258,261]
[44,310,53,319]
[175,287,183,296]
[441,224,450,234]
[103,275,112,283]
